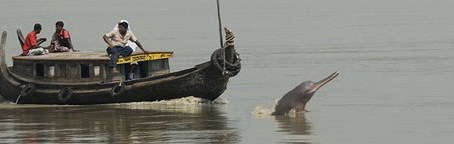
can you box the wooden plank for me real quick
[12,51,173,62]
[117,52,173,64]
[13,51,109,61]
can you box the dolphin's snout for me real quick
[307,71,339,93]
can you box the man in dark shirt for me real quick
[50,21,74,52]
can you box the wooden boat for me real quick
[0,28,241,105]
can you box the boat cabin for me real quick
[11,51,173,83]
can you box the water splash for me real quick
[105,96,228,114]
[251,106,274,117]
[251,99,304,117]
[0,96,228,111]
[153,96,229,105]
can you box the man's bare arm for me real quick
[135,40,148,53]
[103,35,114,48]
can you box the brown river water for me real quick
[1,0,454,143]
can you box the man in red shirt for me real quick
[21,23,47,56]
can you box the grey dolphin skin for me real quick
[272,71,339,115]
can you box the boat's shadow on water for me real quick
[0,100,239,143]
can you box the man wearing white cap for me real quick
[103,21,147,73]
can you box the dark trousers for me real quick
[106,46,133,68]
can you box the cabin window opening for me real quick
[81,64,90,78]
[94,66,100,76]
[156,59,168,70]
[162,59,169,69]
[137,62,146,78]
[150,60,165,71]
[159,60,165,69]
[36,64,44,77]
[49,66,55,77]
[123,63,141,80]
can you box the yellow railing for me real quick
[117,52,173,64]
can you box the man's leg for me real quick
[106,47,120,68]
[118,46,133,57]
[27,49,36,56]
[56,46,71,52]
[28,48,45,56]
[46,45,55,53]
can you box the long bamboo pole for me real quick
[216,0,223,48]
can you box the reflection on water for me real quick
[0,99,239,143]
[275,114,313,144]
[275,114,312,135]
[251,105,314,143]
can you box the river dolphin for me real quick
[272,71,339,115]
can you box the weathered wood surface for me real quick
[11,51,173,61]
[12,51,109,61]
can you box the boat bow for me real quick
[0,31,22,101]
[210,27,241,77]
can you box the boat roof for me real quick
[12,51,173,64]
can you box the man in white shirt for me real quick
[128,63,141,80]
[103,21,147,73]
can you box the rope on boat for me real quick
[210,27,240,77]
[224,27,235,46]
[222,47,227,75]
[15,94,22,104]
[16,83,36,103]
[111,82,126,97]
[222,27,235,76]
[211,50,241,77]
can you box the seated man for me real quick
[21,23,47,56]
[128,63,141,80]
[103,21,147,73]
[112,20,140,54]
[50,21,74,52]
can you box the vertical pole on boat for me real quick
[216,0,227,75]
[216,0,224,48]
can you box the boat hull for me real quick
[11,62,229,105]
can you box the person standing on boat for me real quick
[21,23,48,56]
[50,21,74,52]
[103,21,147,73]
